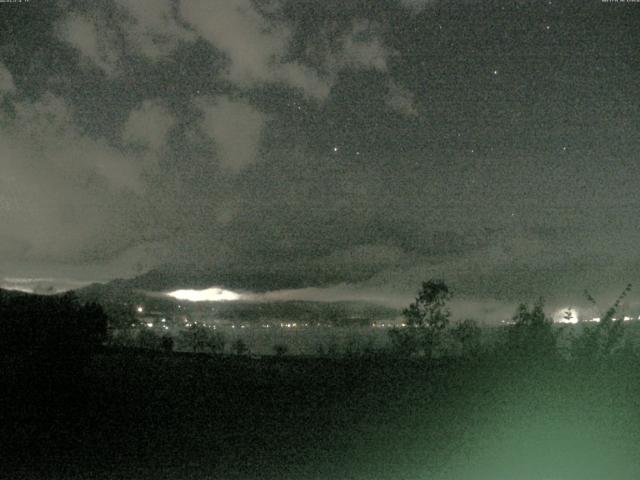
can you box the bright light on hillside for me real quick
[166,287,242,302]
[555,307,579,324]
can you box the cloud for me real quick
[0,62,15,94]
[0,93,155,275]
[399,0,437,11]
[123,100,175,151]
[308,244,409,282]
[180,0,329,99]
[386,81,417,116]
[0,236,174,291]
[8,94,142,191]
[0,276,94,295]
[178,3,404,104]
[258,284,411,308]
[57,13,120,74]
[332,20,392,71]
[114,0,195,59]
[355,231,640,309]
[57,1,194,74]
[326,20,416,114]
[56,3,415,116]
[197,95,266,172]
[179,3,413,113]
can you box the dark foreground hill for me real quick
[2,347,640,480]
[0,288,107,357]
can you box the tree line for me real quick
[0,290,106,361]
[388,279,635,362]
[1,282,633,363]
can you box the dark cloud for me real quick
[0,0,639,315]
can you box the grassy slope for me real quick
[2,349,640,480]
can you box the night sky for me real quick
[1,0,639,316]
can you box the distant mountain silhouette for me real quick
[73,269,400,327]
[77,261,385,297]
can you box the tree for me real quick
[77,300,109,351]
[506,298,556,359]
[273,344,288,357]
[180,324,209,353]
[573,284,631,360]
[389,279,452,357]
[207,331,226,355]
[404,279,452,329]
[315,338,339,357]
[138,329,162,350]
[161,335,174,353]
[452,319,482,357]
[0,291,107,357]
[563,309,575,323]
[0,290,107,389]
[102,302,137,332]
[232,338,248,356]
[388,326,420,357]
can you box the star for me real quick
[493,70,498,75]
[333,146,339,152]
